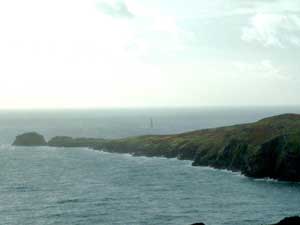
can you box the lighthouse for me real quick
[150,118,154,129]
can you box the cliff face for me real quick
[95,114,300,181]
[12,132,47,146]
[243,134,300,181]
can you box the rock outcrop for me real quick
[269,216,300,225]
[13,132,47,146]
[243,134,300,181]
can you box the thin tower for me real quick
[150,118,154,129]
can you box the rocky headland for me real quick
[96,113,300,182]
[13,114,300,181]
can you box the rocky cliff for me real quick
[95,114,300,181]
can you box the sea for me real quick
[0,106,300,225]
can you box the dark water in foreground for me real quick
[1,146,300,225]
[0,107,300,225]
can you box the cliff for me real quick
[95,114,300,181]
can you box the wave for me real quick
[253,177,300,184]
[0,144,16,151]
[56,198,81,205]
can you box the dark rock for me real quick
[190,223,205,225]
[13,132,47,146]
[177,142,199,160]
[215,139,249,171]
[269,216,300,225]
[243,133,300,181]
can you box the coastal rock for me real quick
[13,132,47,146]
[269,216,300,225]
[99,114,300,182]
[214,139,249,171]
[243,133,300,181]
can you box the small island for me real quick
[13,132,47,146]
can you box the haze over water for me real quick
[1,107,300,225]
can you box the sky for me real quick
[0,0,299,109]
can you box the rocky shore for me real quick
[269,216,300,225]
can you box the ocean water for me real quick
[0,107,300,225]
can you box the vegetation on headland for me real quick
[48,136,104,147]
[13,132,47,146]
[13,114,300,181]
[95,114,300,182]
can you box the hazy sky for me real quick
[0,0,299,109]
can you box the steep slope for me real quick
[95,114,300,181]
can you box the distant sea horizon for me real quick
[1,105,300,144]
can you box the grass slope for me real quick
[95,114,300,181]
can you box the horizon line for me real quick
[0,104,300,111]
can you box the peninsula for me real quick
[13,114,300,182]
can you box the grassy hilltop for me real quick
[95,114,300,181]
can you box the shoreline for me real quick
[10,144,300,184]
[6,144,300,225]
